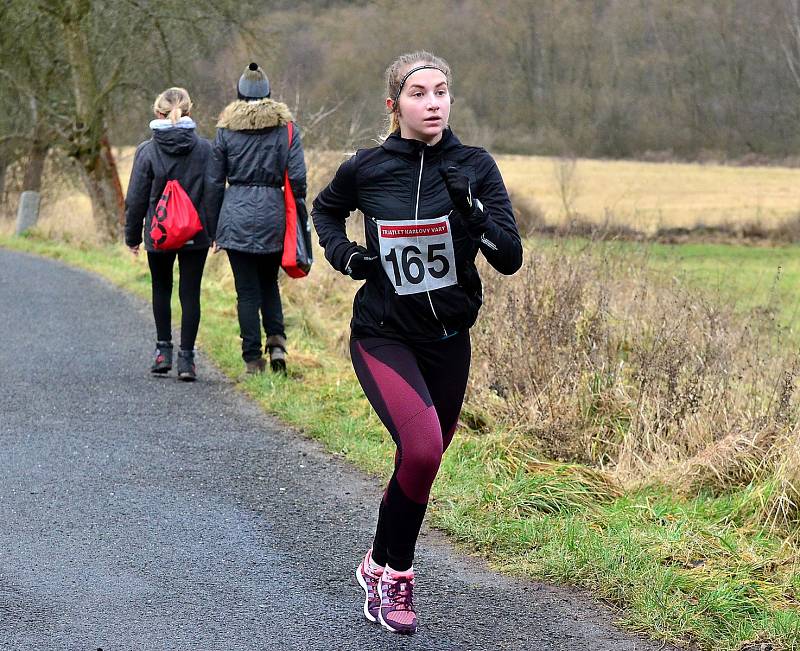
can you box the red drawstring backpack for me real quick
[149,145,203,250]
[281,122,313,278]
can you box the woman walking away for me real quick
[312,51,522,634]
[206,62,308,374]
[125,87,212,381]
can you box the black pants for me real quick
[226,250,285,362]
[147,248,208,351]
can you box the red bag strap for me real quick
[285,122,294,181]
[284,121,295,204]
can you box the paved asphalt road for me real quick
[0,248,676,650]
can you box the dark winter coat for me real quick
[312,128,523,343]
[124,124,212,252]
[205,99,307,254]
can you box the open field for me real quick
[496,155,800,232]
[647,241,800,326]
[6,150,800,240]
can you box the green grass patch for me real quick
[646,242,800,329]
[3,232,800,651]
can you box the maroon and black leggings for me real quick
[350,331,471,571]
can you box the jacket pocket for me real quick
[458,259,483,301]
[431,279,482,333]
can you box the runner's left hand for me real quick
[440,165,488,237]
[439,165,473,215]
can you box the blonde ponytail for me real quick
[153,87,192,124]
[167,106,182,124]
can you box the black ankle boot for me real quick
[151,341,173,374]
[266,334,287,374]
[177,349,197,382]
[245,357,267,374]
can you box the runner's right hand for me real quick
[345,245,379,280]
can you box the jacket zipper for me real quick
[414,148,449,338]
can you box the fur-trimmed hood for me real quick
[217,98,293,131]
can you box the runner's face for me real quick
[387,67,451,145]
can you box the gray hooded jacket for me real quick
[205,98,307,254]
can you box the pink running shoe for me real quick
[378,567,417,634]
[355,549,382,623]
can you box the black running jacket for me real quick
[125,126,212,252]
[312,128,522,342]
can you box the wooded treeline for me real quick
[5,0,800,238]
[235,0,800,159]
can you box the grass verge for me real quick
[2,232,799,651]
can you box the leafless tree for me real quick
[2,0,255,241]
[554,155,580,220]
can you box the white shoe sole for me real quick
[355,564,378,623]
[378,608,417,635]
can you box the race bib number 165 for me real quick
[376,216,457,296]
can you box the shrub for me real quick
[470,242,800,527]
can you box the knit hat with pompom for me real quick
[237,62,270,100]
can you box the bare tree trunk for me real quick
[60,0,124,242]
[781,0,800,89]
[22,142,47,192]
[0,155,7,214]
[0,153,16,219]
[76,135,124,242]
[0,136,30,217]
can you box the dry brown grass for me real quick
[495,155,800,234]
[758,436,800,531]
[670,427,782,496]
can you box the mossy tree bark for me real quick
[57,0,124,242]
